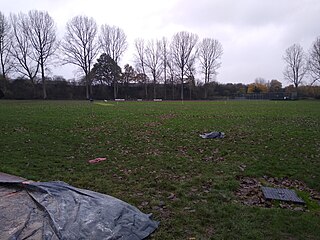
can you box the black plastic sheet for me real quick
[0,174,158,240]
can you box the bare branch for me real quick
[10,13,39,83]
[198,38,223,84]
[99,25,127,64]
[61,15,99,99]
[170,31,198,100]
[0,11,13,80]
[134,38,146,75]
[27,10,58,99]
[283,43,308,88]
[309,37,320,85]
[159,37,169,99]
[144,39,162,98]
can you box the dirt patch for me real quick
[143,148,163,156]
[144,122,162,127]
[235,176,320,211]
[144,113,177,128]
[158,113,176,121]
[202,156,225,163]
[202,149,224,163]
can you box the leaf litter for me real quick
[235,176,320,211]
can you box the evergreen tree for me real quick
[92,53,121,99]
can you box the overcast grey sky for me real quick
[2,0,320,85]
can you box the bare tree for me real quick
[254,77,267,85]
[160,37,169,99]
[99,25,127,64]
[123,64,136,99]
[198,38,223,98]
[10,13,40,95]
[283,44,308,88]
[186,53,197,100]
[309,37,320,85]
[0,11,12,84]
[61,15,99,99]
[134,39,146,75]
[170,31,198,100]
[167,58,177,100]
[144,39,162,99]
[134,38,148,98]
[27,10,57,99]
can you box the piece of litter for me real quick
[88,157,107,164]
[200,132,225,139]
[261,186,305,204]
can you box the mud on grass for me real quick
[1,100,320,239]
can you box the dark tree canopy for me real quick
[123,64,136,84]
[92,53,121,99]
[269,79,282,92]
[92,53,121,85]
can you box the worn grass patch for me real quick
[1,100,320,239]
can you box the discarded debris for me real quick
[88,157,107,164]
[238,164,247,172]
[200,132,225,139]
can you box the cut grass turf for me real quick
[1,100,320,239]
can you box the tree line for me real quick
[3,74,320,100]
[0,10,319,100]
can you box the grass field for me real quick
[1,100,320,239]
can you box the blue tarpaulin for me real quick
[0,173,158,240]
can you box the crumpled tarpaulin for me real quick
[199,131,225,139]
[0,172,158,240]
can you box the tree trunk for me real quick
[0,76,7,94]
[164,67,167,100]
[41,58,47,99]
[85,78,90,99]
[90,83,93,99]
[204,69,208,99]
[153,77,156,99]
[171,77,174,100]
[113,84,116,99]
[125,81,128,100]
[0,63,6,93]
[145,82,148,99]
[31,80,36,99]
[181,72,184,101]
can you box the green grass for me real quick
[1,100,320,239]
